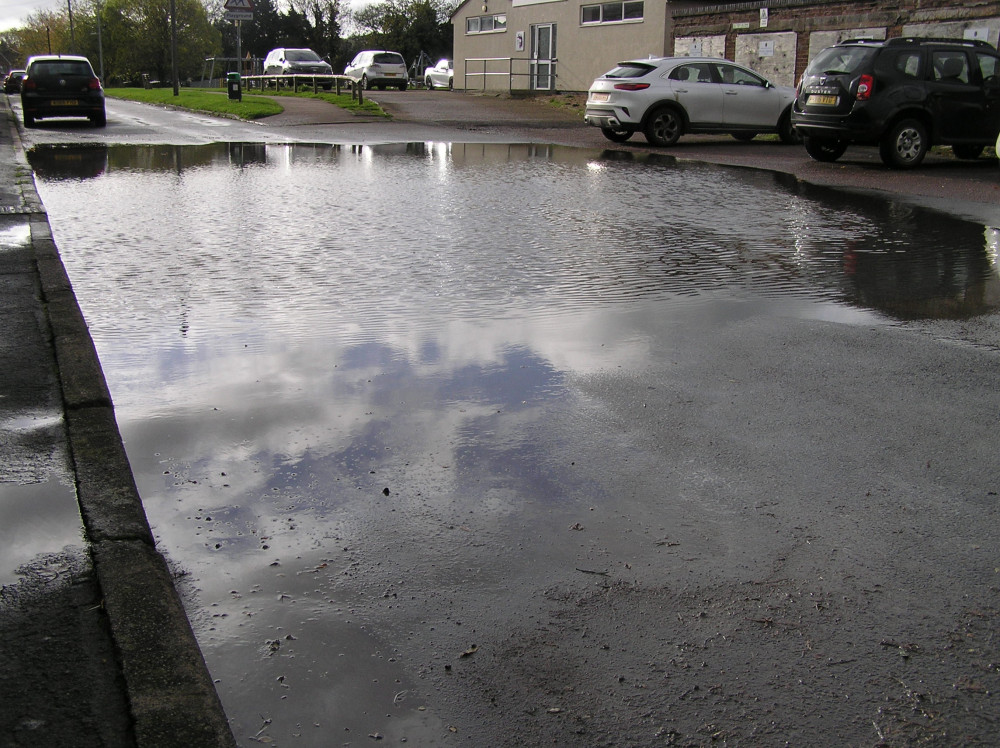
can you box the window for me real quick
[976,52,999,83]
[716,63,764,86]
[669,63,715,83]
[892,51,922,79]
[467,13,507,34]
[932,52,970,84]
[581,1,643,25]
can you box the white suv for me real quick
[263,48,333,88]
[344,50,408,91]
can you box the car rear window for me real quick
[804,46,878,77]
[374,53,404,65]
[31,61,93,77]
[603,63,655,79]
[286,50,321,62]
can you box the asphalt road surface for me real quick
[11,90,1000,747]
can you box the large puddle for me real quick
[29,142,1000,745]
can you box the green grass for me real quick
[106,86,386,120]
[263,88,387,117]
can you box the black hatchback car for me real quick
[21,54,106,128]
[792,37,1000,168]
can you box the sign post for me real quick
[224,0,254,80]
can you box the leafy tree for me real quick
[6,0,220,85]
[346,0,452,69]
[100,0,220,83]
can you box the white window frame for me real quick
[466,13,508,35]
[581,1,643,25]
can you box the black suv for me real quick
[21,54,106,128]
[792,37,1000,168]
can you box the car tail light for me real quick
[613,82,650,91]
[856,74,874,101]
[88,77,102,90]
[23,77,35,91]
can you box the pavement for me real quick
[0,96,236,746]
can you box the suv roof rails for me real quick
[839,36,996,50]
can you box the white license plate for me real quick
[591,92,610,103]
[807,94,838,106]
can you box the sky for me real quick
[1,0,59,33]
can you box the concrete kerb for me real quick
[5,104,237,747]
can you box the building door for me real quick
[530,24,556,90]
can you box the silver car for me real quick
[584,57,800,146]
[344,50,408,91]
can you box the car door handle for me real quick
[725,90,739,95]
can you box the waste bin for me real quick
[227,72,242,102]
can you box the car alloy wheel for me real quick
[601,126,633,143]
[952,144,984,160]
[644,106,682,147]
[879,119,927,168]
[803,136,848,162]
[777,113,801,145]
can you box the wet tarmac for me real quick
[24,138,1000,746]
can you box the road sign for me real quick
[224,0,254,9]
[225,10,254,20]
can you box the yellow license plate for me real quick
[52,99,79,106]
[591,92,610,103]
[807,94,838,106]
[384,73,396,77]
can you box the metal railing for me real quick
[463,57,557,92]
[240,74,366,103]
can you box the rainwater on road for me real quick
[28,141,1000,746]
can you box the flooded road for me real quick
[30,141,1000,746]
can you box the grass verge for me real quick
[106,87,387,120]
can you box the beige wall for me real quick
[452,0,1000,94]
[453,0,669,92]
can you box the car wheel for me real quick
[23,112,35,128]
[601,126,633,143]
[398,82,407,91]
[644,106,682,147]
[447,78,453,91]
[952,144,984,160]
[360,74,370,90]
[425,77,433,89]
[91,110,107,127]
[731,132,757,142]
[803,136,847,162]
[777,112,801,145]
[879,119,928,169]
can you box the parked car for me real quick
[3,69,26,94]
[263,48,334,88]
[583,57,799,146]
[344,50,408,91]
[424,59,453,90]
[792,37,1000,168]
[20,55,105,128]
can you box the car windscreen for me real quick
[805,46,879,77]
[286,50,321,62]
[603,63,656,79]
[373,53,404,65]
[31,61,93,78]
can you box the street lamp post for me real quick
[170,0,179,96]
[67,0,76,52]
